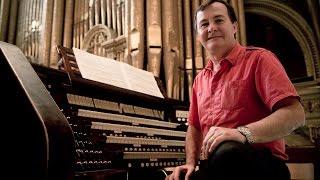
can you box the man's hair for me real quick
[193,0,237,33]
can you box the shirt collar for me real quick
[205,42,244,71]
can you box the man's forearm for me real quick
[246,99,305,143]
[185,125,203,166]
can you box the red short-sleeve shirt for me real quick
[188,43,299,160]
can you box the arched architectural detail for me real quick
[245,0,320,79]
[82,24,117,52]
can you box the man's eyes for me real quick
[200,19,224,28]
[215,19,224,23]
[200,22,209,28]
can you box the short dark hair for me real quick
[193,0,237,33]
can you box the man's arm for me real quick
[246,97,305,143]
[248,50,306,143]
[202,98,305,156]
[185,125,203,166]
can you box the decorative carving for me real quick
[82,24,126,61]
[245,0,320,79]
[296,82,320,143]
[82,24,116,51]
[101,35,126,60]
[309,126,320,143]
[302,99,320,113]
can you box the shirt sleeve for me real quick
[254,50,300,111]
[187,79,201,131]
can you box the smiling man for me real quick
[167,0,305,180]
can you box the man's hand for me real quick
[166,164,195,180]
[201,127,246,159]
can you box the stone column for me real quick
[35,0,42,60]
[49,0,65,67]
[101,0,106,24]
[107,0,112,27]
[230,0,246,45]
[7,0,18,44]
[0,0,10,41]
[124,0,131,65]
[116,0,122,36]
[178,0,185,101]
[26,0,32,57]
[63,0,74,48]
[121,0,125,35]
[79,0,85,48]
[237,0,246,45]
[192,0,204,75]
[146,0,162,77]
[307,0,320,58]
[39,0,54,66]
[95,0,101,25]
[183,0,194,101]
[162,0,180,98]
[129,0,145,69]
[89,0,94,29]
[15,0,24,47]
[73,0,78,47]
[84,0,89,33]
[30,0,36,59]
[112,0,117,30]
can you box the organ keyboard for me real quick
[64,92,187,172]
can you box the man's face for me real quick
[196,2,237,56]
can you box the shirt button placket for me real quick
[210,82,217,118]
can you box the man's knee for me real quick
[214,141,248,157]
[208,141,252,167]
[205,141,255,179]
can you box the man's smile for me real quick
[208,35,222,41]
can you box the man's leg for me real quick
[205,140,290,180]
[178,141,253,180]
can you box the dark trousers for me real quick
[182,141,290,180]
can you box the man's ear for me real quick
[232,22,238,34]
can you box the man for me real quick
[167,0,305,180]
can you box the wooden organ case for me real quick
[0,42,188,180]
[0,42,74,179]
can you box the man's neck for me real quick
[212,61,221,72]
[210,41,237,66]
[211,56,221,66]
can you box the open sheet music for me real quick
[73,48,164,99]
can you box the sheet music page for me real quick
[73,48,164,98]
[121,62,164,98]
[73,48,128,90]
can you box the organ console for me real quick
[0,41,189,180]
